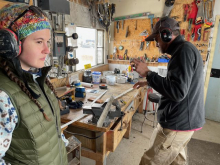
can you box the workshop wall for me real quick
[65,1,108,64]
[108,0,165,56]
[110,0,215,61]
[66,1,103,29]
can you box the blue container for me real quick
[158,58,170,63]
[75,87,85,92]
[92,71,101,84]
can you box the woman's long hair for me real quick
[1,59,58,121]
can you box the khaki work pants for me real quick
[140,124,194,165]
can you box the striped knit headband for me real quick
[0,3,51,40]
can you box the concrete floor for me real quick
[81,113,220,165]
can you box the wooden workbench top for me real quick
[61,83,144,132]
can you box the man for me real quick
[132,17,205,165]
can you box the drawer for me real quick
[106,112,130,152]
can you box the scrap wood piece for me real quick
[88,97,104,103]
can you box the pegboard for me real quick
[170,0,215,62]
[113,0,215,62]
[113,18,159,60]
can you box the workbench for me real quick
[61,83,147,165]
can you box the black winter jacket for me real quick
[147,35,205,130]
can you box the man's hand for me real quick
[133,81,148,89]
[130,59,150,77]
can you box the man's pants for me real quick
[139,124,194,165]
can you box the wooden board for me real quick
[204,16,220,102]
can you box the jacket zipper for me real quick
[35,83,63,165]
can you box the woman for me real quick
[0,3,68,165]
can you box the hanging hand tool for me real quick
[203,24,214,41]
[116,21,120,33]
[140,36,147,51]
[188,1,198,24]
[140,41,144,51]
[191,27,195,41]
[122,20,124,30]
[204,0,214,26]
[123,49,129,60]
[139,30,148,51]
[125,26,129,37]
[144,53,149,62]
[193,24,201,41]
[204,24,214,31]
[135,20,137,30]
[195,0,204,24]
[145,41,150,50]
[197,27,201,41]
[188,18,193,31]
[183,4,189,21]
[148,14,154,33]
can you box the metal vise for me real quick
[83,99,124,127]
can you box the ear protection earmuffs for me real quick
[0,28,22,59]
[159,17,173,43]
[0,6,47,60]
[160,28,172,43]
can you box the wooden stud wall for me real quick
[113,0,215,62]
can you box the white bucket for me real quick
[106,75,116,85]
[92,71,101,84]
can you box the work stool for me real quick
[145,93,161,128]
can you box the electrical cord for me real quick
[141,113,147,133]
[140,87,154,133]
[64,130,104,139]
[141,111,158,133]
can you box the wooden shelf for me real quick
[68,157,80,165]
[108,59,168,66]
[66,136,81,165]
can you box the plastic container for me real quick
[106,75,116,85]
[117,76,127,84]
[92,71,101,84]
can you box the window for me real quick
[97,30,104,64]
[76,27,104,70]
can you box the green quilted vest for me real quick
[0,65,68,165]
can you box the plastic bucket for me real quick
[106,75,116,85]
[92,71,101,84]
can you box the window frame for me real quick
[75,27,105,71]
[97,29,105,65]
